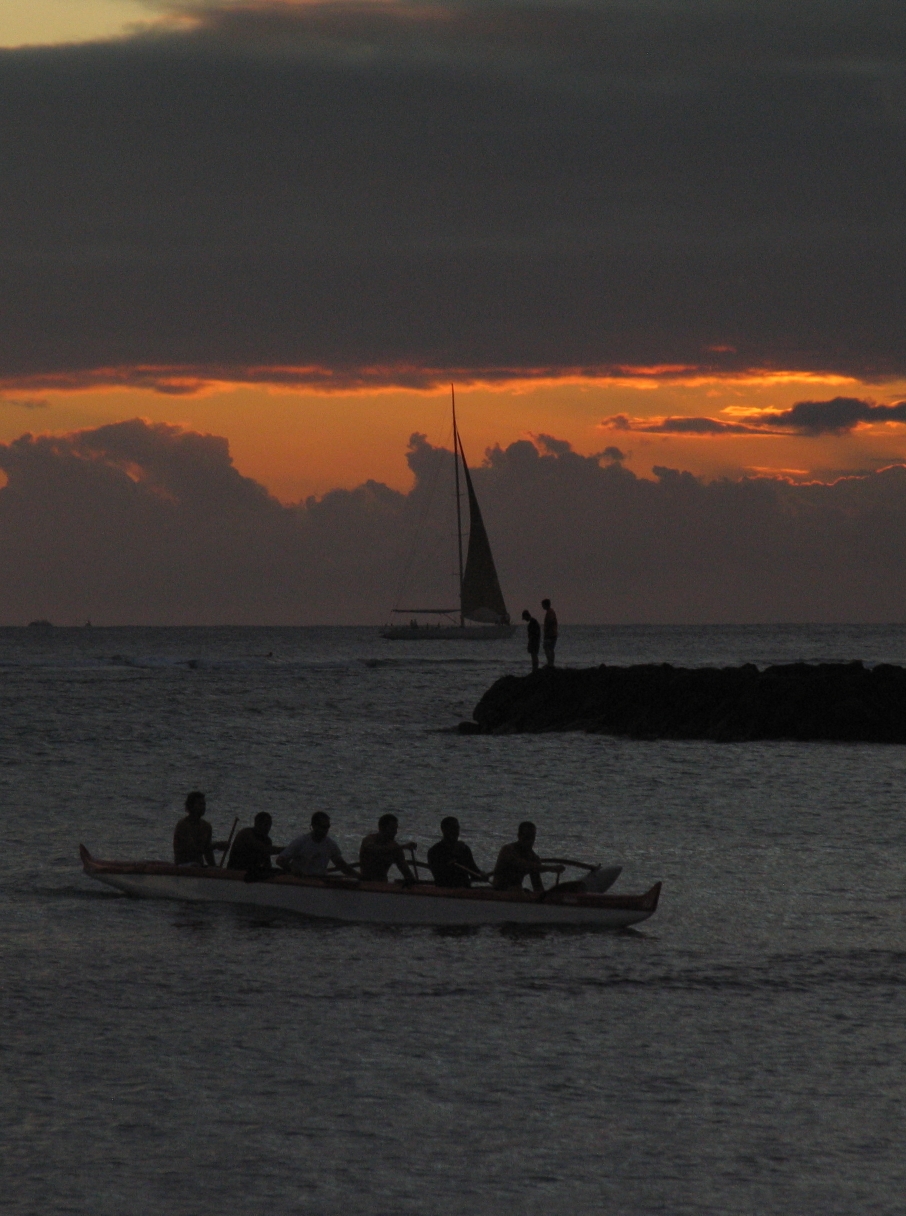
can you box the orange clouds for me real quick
[4,371,906,503]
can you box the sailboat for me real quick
[381,387,516,640]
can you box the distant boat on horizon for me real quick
[381,387,516,641]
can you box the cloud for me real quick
[534,434,573,456]
[602,396,906,436]
[4,418,906,623]
[602,415,758,434]
[0,420,404,624]
[741,397,906,434]
[4,1,906,386]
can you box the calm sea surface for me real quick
[1,625,904,1215]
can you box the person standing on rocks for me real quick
[541,599,558,666]
[521,609,541,672]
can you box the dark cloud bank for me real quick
[3,419,906,624]
[605,397,906,434]
[3,1,906,386]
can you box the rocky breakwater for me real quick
[462,662,906,742]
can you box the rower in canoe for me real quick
[277,812,358,878]
[173,791,231,867]
[427,817,485,888]
[492,822,565,892]
[359,813,417,884]
[227,812,283,880]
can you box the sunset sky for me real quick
[6,373,906,501]
[3,0,906,620]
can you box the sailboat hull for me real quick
[381,624,516,640]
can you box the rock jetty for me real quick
[461,662,906,742]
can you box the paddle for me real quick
[403,845,434,883]
[218,817,239,868]
[451,860,493,884]
[539,857,600,871]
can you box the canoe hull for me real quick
[80,849,660,927]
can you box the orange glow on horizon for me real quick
[3,369,906,503]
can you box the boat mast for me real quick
[451,383,465,627]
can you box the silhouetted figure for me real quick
[173,791,229,866]
[278,811,357,877]
[228,811,281,880]
[541,599,558,666]
[521,609,541,672]
[492,821,564,892]
[427,816,483,888]
[359,813,417,883]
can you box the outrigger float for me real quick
[79,846,661,928]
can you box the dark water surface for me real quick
[1,626,904,1214]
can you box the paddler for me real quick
[227,811,282,879]
[173,791,230,866]
[427,816,484,888]
[277,811,358,878]
[359,813,417,884]
[491,821,564,892]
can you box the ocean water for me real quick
[1,625,904,1216]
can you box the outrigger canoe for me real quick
[80,846,661,927]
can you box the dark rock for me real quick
[468,663,906,742]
